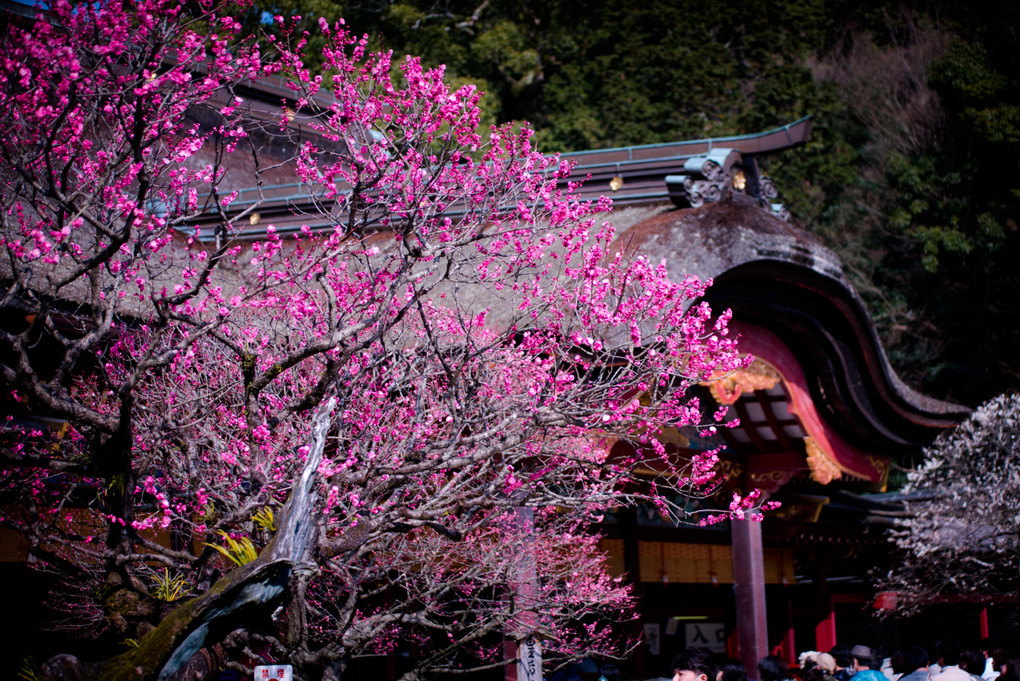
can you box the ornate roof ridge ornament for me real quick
[665,148,790,221]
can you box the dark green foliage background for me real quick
[249,0,1020,406]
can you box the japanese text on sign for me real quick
[518,635,543,681]
[254,665,293,681]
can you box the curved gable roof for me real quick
[612,195,968,460]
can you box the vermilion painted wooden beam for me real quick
[726,320,888,485]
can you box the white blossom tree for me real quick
[877,393,1020,615]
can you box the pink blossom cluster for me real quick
[0,1,771,676]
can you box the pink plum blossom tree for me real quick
[0,1,756,679]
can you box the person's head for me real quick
[830,645,851,671]
[672,647,718,681]
[719,659,748,681]
[889,650,907,675]
[758,655,789,681]
[997,652,1020,681]
[851,646,875,672]
[903,647,930,673]
[961,649,986,675]
[935,637,961,667]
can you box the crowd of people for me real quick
[670,638,1020,681]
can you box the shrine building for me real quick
[552,121,975,679]
[0,45,985,679]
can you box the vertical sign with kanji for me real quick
[643,623,661,656]
[517,635,543,681]
[254,665,293,681]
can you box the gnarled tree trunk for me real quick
[43,399,334,681]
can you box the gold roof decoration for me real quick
[804,435,843,484]
[703,357,782,405]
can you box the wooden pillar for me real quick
[781,590,795,664]
[504,640,519,681]
[623,508,646,680]
[980,607,990,639]
[732,518,768,676]
[813,561,835,652]
[505,507,538,681]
